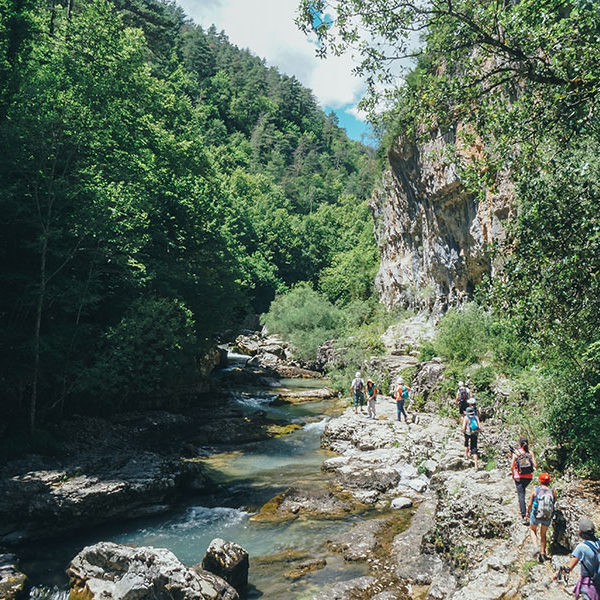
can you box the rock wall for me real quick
[370,126,514,312]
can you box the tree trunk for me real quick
[30,231,48,434]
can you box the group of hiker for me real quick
[348,372,600,599]
[349,372,412,422]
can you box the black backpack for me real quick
[459,388,469,402]
[515,452,534,475]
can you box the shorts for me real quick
[354,391,365,407]
[464,433,478,454]
[529,512,552,527]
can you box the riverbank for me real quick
[301,379,600,600]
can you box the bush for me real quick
[261,284,344,361]
[434,303,492,365]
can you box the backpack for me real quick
[354,378,364,393]
[582,539,600,591]
[401,385,409,400]
[534,486,555,520]
[468,414,479,434]
[515,451,534,475]
[459,388,469,402]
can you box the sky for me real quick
[176,0,373,143]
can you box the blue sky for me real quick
[176,0,373,144]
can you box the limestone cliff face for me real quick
[370,126,513,313]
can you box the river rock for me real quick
[0,553,27,600]
[201,538,249,597]
[274,388,336,404]
[283,557,326,581]
[252,486,358,522]
[327,518,386,561]
[313,576,378,600]
[67,542,239,600]
[391,497,413,509]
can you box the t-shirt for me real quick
[366,383,377,399]
[573,540,600,579]
[352,378,365,393]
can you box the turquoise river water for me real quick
[24,377,369,599]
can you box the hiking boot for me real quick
[522,518,529,526]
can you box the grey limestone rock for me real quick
[201,538,249,598]
[67,541,239,600]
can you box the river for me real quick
[24,375,369,599]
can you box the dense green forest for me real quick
[0,0,378,435]
[297,0,600,474]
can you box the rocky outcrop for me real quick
[370,129,514,312]
[234,333,321,377]
[202,538,249,598]
[0,553,27,600]
[0,451,209,545]
[67,542,239,600]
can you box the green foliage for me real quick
[83,298,198,409]
[433,304,492,365]
[261,285,344,361]
[0,0,378,432]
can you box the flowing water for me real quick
[24,373,369,599]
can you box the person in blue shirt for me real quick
[553,517,599,600]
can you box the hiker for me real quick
[511,437,538,525]
[455,380,471,416]
[553,517,600,600]
[350,371,366,415]
[462,404,480,468]
[526,472,557,562]
[395,378,411,423]
[366,379,378,419]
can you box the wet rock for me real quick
[252,487,359,522]
[0,553,27,600]
[313,576,378,600]
[328,519,386,561]
[273,388,336,404]
[283,558,326,581]
[391,497,413,510]
[201,538,249,598]
[0,452,199,544]
[67,541,239,600]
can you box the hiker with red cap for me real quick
[526,472,557,562]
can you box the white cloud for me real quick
[176,0,367,119]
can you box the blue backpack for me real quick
[468,414,479,434]
[401,385,409,400]
[582,539,600,591]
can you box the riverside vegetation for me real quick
[0,0,377,446]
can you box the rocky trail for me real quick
[2,331,599,600]
[298,387,589,600]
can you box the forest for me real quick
[0,0,377,436]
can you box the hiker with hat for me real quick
[395,377,411,423]
[350,371,366,415]
[462,400,480,468]
[526,472,557,562]
[366,379,378,419]
[455,380,471,416]
[511,437,538,525]
[553,517,600,599]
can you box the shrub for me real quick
[261,284,344,361]
[434,303,492,365]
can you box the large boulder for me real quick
[67,541,239,600]
[201,538,248,598]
